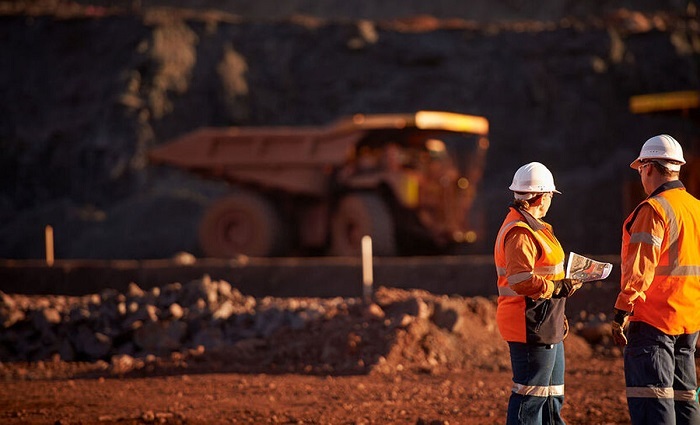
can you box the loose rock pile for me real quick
[0,277,600,379]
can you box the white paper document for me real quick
[565,252,613,282]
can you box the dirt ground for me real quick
[0,355,632,425]
[0,279,640,425]
[0,281,685,425]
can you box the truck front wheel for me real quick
[198,192,286,257]
[329,193,396,257]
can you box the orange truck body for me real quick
[149,111,490,257]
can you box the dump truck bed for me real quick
[149,126,364,195]
[148,111,489,196]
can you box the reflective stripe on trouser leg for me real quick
[673,331,700,424]
[512,383,565,397]
[625,322,700,425]
[507,341,565,425]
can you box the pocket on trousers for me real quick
[625,345,663,387]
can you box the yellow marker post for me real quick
[45,225,54,267]
[361,235,373,304]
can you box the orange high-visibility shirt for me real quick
[616,184,700,335]
[494,207,566,343]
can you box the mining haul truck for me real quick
[149,111,490,258]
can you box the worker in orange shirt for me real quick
[494,162,582,424]
[611,134,700,424]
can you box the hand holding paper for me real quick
[565,252,613,283]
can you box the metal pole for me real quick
[361,235,373,304]
[45,225,54,267]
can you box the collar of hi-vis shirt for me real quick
[648,180,684,198]
[510,205,545,232]
[626,180,685,233]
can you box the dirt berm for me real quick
[0,280,603,379]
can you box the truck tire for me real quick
[329,193,397,257]
[198,192,286,257]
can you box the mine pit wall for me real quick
[2,10,700,261]
[0,255,620,317]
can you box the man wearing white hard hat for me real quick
[494,161,582,424]
[611,134,700,424]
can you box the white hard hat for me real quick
[509,162,561,196]
[630,134,685,172]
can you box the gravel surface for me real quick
[0,282,649,424]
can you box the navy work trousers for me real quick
[624,321,700,425]
[507,341,566,425]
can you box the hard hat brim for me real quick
[511,189,562,196]
[630,157,683,172]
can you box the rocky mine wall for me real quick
[2,5,700,260]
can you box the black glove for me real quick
[611,308,630,346]
[551,279,583,298]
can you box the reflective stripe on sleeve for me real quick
[507,272,532,285]
[629,232,662,247]
[498,286,519,296]
[499,262,564,283]
[626,386,674,399]
[512,383,564,397]
[534,263,564,276]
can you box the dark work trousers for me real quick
[624,321,700,425]
[507,341,566,425]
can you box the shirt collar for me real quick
[510,205,545,231]
[649,180,684,198]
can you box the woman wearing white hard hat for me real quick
[494,161,581,424]
[611,134,700,424]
